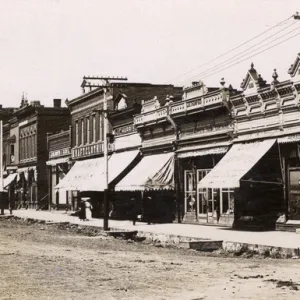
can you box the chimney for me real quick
[53,99,61,108]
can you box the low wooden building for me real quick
[46,129,72,210]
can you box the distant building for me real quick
[4,98,70,209]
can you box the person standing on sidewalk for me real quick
[79,200,86,221]
[84,199,93,221]
[130,197,139,226]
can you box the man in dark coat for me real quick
[143,196,152,225]
[79,200,86,221]
[130,198,139,225]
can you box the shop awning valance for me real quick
[278,134,300,144]
[4,173,17,189]
[55,150,139,191]
[115,152,174,191]
[17,166,36,173]
[46,157,70,166]
[177,146,228,158]
[198,139,276,189]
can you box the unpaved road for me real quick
[0,217,300,300]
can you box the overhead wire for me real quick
[167,14,294,83]
[182,20,299,82]
[197,30,300,81]
[181,23,300,84]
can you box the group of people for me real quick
[78,198,93,221]
[130,196,154,225]
[77,195,158,225]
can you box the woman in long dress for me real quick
[85,200,93,221]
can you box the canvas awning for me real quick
[46,157,70,166]
[55,150,139,191]
[115,152,174,191]
[4,173,17,189]
[198,139,276,189]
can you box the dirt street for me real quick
[0,217,300,300]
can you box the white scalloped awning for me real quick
[55,150,139,191]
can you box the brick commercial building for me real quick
[3,98,70,209]
[55,79,182,218]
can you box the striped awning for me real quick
[4,173,17,189]
[115,152,174,191]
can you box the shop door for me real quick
[184,170,196,215]
[289,168,300,220]
[197,169,211,221]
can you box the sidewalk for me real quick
[5,209,300,250]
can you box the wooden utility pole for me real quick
[0,120,4,215]
[84,76,127,231]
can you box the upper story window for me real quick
[117,97,127,110]
[75,121,79,146]
[86,117,90,144]
[10,144,15,163]
[92,115,96,143]
[81,119,84,145]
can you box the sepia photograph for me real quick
[1,0,300,299]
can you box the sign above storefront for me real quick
[71,142,115,159]
[114,124,135,136]
[49,147,71,159]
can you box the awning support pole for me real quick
[167,114,181,223]
[175,154,181,223]
[277,142,287,213]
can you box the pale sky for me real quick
[0,0,299,107]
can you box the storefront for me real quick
[278,134,300,222]
[115,152,175,223]
[177,144,229,224]
[46,157,71,210]
[55,150,141,216]
[198,139,283,228]
[15,166,37,209]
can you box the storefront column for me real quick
[174,154,181,223]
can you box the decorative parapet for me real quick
[19,157,37,164]
[134,106,169,126]
[134,91,226,126]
